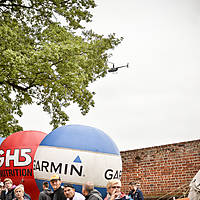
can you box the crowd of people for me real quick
[0,175,144,200]
[0,178,31,200]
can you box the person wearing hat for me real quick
[49,174,65,200]
[1,178,15,200]
[63,183,85,200]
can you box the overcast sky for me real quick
[19,0,200,151]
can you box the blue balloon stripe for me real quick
[0,137,5,145]
[41,125,120,155]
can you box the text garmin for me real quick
[0,148,32,177]
[104,169,122,180]
[33,160,84,176]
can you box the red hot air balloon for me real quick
[0,130,47,200]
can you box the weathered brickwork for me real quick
[120,139,200,199]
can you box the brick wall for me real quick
[120,139,200,199]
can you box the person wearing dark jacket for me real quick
[49,175,65,200]
[128,182,144,200]
[1,178,15,200]
[39,181,52,200]
[0,182,4,200]
[82,182,102,200]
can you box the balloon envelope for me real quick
[34,124,122,197]
[0,130,47,200]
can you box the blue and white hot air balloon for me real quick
[33,124,122,196]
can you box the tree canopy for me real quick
[0,0,122,137]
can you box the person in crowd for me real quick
[128,182,144,200]
[1,178,15,200]
[104,180,128,200]
[82,182,102,200]
[39,181,52,200]
[0,182,4,199]
[49,174,65,200]
[13,184,30,200]
[63,183,85,200]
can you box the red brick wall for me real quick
[120,139,200,199]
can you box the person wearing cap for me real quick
[39,181,52,200]
[82,182,102,200]
[104,180,128,200]
[128,182,144,200]
[49,174,65,200]
[1,178,15,200]
[63,183,85,200]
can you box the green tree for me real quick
[0,0,122,137]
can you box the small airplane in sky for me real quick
[108,63,129,73]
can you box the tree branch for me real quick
[0,0,7,3]
[0,79,37,91]
[0,3,33,9]
[5,81,29,91]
